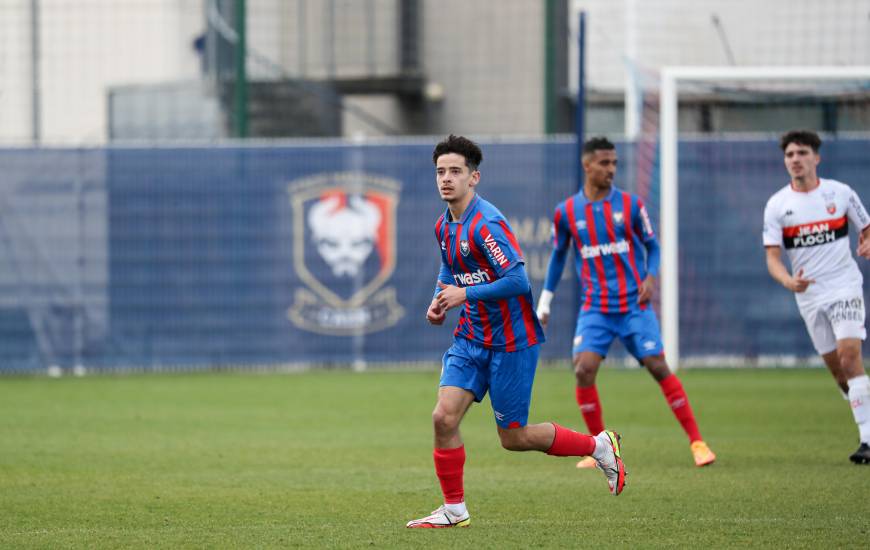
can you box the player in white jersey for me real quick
[763,130,870,464]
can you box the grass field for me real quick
[1,366,868,548]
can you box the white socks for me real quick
[445,502,467,517]
[847,374,870,444]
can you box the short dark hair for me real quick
[780,130,822,153]
[582,136,616,156]
[433,134,483,171]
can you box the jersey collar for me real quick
[789,178,821,193]
[580,186,618,204]
[446,193,480,224]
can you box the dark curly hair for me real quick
[582,136,616,156]
[433,134,483,171]
[780,130,822,153]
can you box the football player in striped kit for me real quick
[406,135,627,529]
[536,136,716,469]
[763,129,870,465]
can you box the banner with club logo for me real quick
[105,142,578,366]
[6,138,870,371]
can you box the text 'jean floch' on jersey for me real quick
[435,194,545,352]
[553,187,655,314]
[782,216,847,249]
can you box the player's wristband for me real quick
[536,290,554,317]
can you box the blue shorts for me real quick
[440,337,539,429]
[573,309,664,361]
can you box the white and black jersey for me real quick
[763,178,870,308]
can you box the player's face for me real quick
[783,143,819,181]
[583,149,617,188]
[435,153,479,204]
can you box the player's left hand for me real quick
[638,275,655,304]
[858,230,870,259]
[436,281,467,311]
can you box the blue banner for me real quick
[105,141,577,367]
[0,138,867,372]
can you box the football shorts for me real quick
[799,293,866,355]
[573,309,664,360]
[440,337,539,429]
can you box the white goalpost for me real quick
[659,65,870,369]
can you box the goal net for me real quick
[655,66,870,367]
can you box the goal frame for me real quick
[658,65,870,369]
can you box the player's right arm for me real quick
[765,246,815,293]
[428,216,452,326]
[765,246,816,292]
[427,261,452,325]
[536,204,572,327]
[762,198,814,292]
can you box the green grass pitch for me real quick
[1,366,868,548]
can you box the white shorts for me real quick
[798,294,867,355]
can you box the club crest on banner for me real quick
[287,172,404,335]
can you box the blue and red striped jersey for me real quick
[434,194,545,352]
[548,187,659,313]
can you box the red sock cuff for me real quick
[577,385,599,404]
[658,374,703,442]
[659,374,681,393]
[434,446,466,473]
[546,423,596,457]
[434,446,466,504]
[576,384,605,435]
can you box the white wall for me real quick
[0,1,37,143]
[421,0,545,136]
[2,0,868,144]
[0,0,205,144]
[571,0,870,92]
